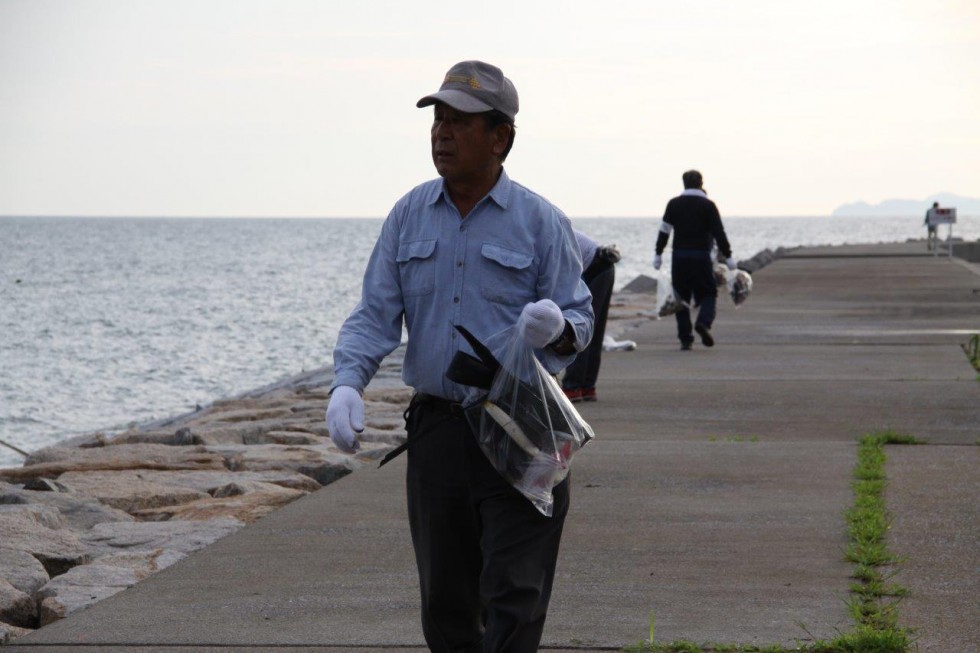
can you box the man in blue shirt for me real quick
[326,60,593,652]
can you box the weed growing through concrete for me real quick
[622,431,920,653]
[961,333,979,371]
[842,432,918,641]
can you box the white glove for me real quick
[326,385,363,453]
[520,299,565,349]
[725,257,737,271]
[653,255,662,270]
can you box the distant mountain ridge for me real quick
[832,193,980,217]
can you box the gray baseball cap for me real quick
[416,60,519,120]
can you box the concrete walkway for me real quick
[5,242,978,652]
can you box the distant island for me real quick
[832,193,980,217]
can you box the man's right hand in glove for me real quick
[326,385,363,453]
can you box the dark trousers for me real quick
[671,251,717,345]
[562,258,615,391]
[405,400,570,653]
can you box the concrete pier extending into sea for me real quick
[4,241,978,652]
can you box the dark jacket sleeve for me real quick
[655,202,673,255]
[707,201,733,258]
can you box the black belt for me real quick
[377,393,466,467]
[415,392,465,417]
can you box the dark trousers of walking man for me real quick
[671,250,717,347]
[405,398,570,652]
[562,257,615,396]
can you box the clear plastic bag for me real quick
[712,263,728,287]
[464,324,595,516]
[726,269,753,306]
[655,270,689,318]
[713,264,752,305]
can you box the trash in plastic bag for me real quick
[712,263,728,287]
[655,271,690,318]
[445,323,595,516]
[595,244,622,264]
[727,269,753,306]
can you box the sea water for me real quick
[2,214,977,467]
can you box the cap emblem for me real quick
[444,73,481,89]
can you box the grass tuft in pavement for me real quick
[961,333,979,371]
[841,431,918,644]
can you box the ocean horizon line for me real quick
[3,213,961,221]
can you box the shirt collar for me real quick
[681,188,707,198]
[431,168,512,211]
[486,168,512,209]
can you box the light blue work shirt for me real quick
[573,229,598,270]
[331,169,594,402]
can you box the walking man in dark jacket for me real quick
[653,170,736,350]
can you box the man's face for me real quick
[430,103,506,185]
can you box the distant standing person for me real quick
[924,201,939,251]
[653,170,736,350]
[562,230,620,402]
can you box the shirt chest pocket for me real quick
[397,239,437,297]
[480,243,536,306]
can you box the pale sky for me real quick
[1,0,978,217]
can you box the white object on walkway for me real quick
[602,335,637,351]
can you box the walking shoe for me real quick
[581,387,597,402]
[563,388,583,403]
[680,341,693,351]
[695,324,714,347]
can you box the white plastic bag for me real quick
[602,335,637,351]
[713,263,728,287]
[655,270,689,318]
[726,269,753,306]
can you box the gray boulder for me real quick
[65,468,322,495]
[132,485,306,524]
[36,548,185,626]
[1,622,33,645]
[21,478,71,492]
[0,503,65,530]
[0,578,36,628]
[1,444,227,483]
[737,247,779,273]
[0,511,91,576]
[206,443,358,486]
[80,518,244,558]
[252,431,324,445]
[0,547,49,597]
[37,563,140,626]
[0,485,135,531]
[210,480,302,497]
[56,471,210,514]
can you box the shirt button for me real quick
[457,261,463,267]
[453,297,459,303]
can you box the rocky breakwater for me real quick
[0,250,788,644]
[0,353,412,644]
